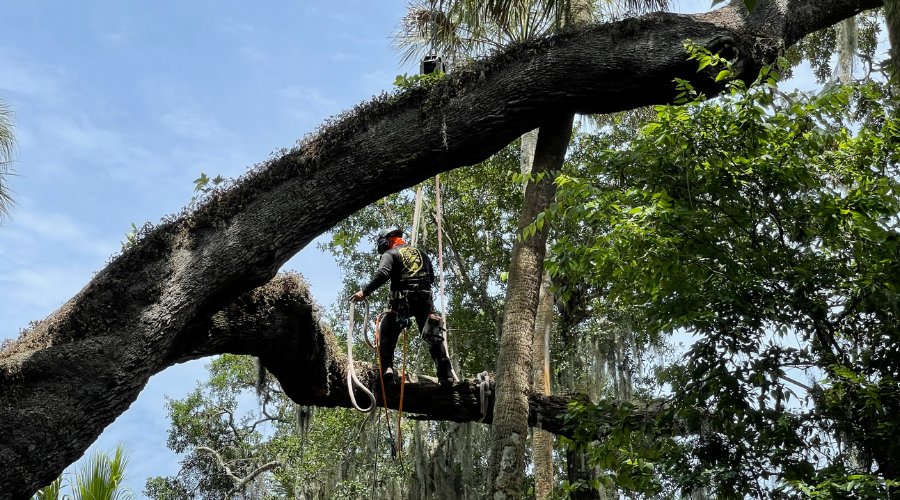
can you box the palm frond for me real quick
[68,445,134,500]
[392,0,670,75]
[0,97,17,223]
[32,476,63,500]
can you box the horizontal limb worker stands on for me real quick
[0,0,883,497]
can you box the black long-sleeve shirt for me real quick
[362,243,435,296]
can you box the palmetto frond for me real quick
[394,0,554,67]
[32,476,63,500]
[392,0,669,72]
[0,97,17,224]
[69,445,134,500]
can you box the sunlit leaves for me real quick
[553,71,900,498]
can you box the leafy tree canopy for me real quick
[552,59,900,498]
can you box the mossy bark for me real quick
[0,1,881,497]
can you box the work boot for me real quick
[382,366,399,386]
[436,358,454,387]
[378,330,398,386]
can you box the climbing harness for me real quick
[346,299,376,413]
[393,292,413,331]
[435,174,460,382]
[476,371,492,423]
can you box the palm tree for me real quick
[32,476,63,500]
[67,445,134,500]
[31,445,133,500]
[393,1,668,499]
[0,96,17,223]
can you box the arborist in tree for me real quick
[350,227,455,387]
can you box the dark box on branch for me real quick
[420,55,444,75]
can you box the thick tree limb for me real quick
[175,273,656,437]
[0,1,882,497]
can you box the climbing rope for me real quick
[397,324,408,461]
[435,174,460,382]
[476,371,492,423]
[371,408,380,500]
[410,186,424,247]
[360,299,377,351]
[347,299,376,413]
[374,313,399,460]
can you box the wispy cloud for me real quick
[99,32,128,44]
[278,86,340,116]
[140,78,227,142]
[5,210,119,257]
[220,20,254,35]
[42,113,122,152]
[238,46,275,63]
[160,109,225,141]
[331,51,361,63]
[0,49,65,104]
[362,71,392,97]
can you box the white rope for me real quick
[410,186,424,247]
[358,298,377,351]
[347,299,376,413]
[476,371,491,423]
[435,174,460,382]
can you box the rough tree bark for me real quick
[0,1,882,497]
[488,115,572,500]
[532,270,555,500]
[886,0,900,70]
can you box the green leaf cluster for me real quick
[33,445,134,500]
[552,69,900,498]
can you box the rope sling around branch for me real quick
[347,300,397,460]
[347,299,376,413]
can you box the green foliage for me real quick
[33,476,63,500]
[787,10,882,84]
[145,354,407,500]
[69,446,134,500]
[552,61,900,498]
[34,445,135,500]
[190,173,225,208]
[320,145,524,376]
[393,71,446,90]
[146,355,282,499]
[121,222,139,251]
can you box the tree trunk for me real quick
[885,0,900,71]
[532,270,555,500]
[0,1,881,497]
[488,115,573,500]
[566,447,602,500]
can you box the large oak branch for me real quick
[163,274,661,438]
[0,0,881,497]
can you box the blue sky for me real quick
[0,0,408,493]
[0,0,829,496]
